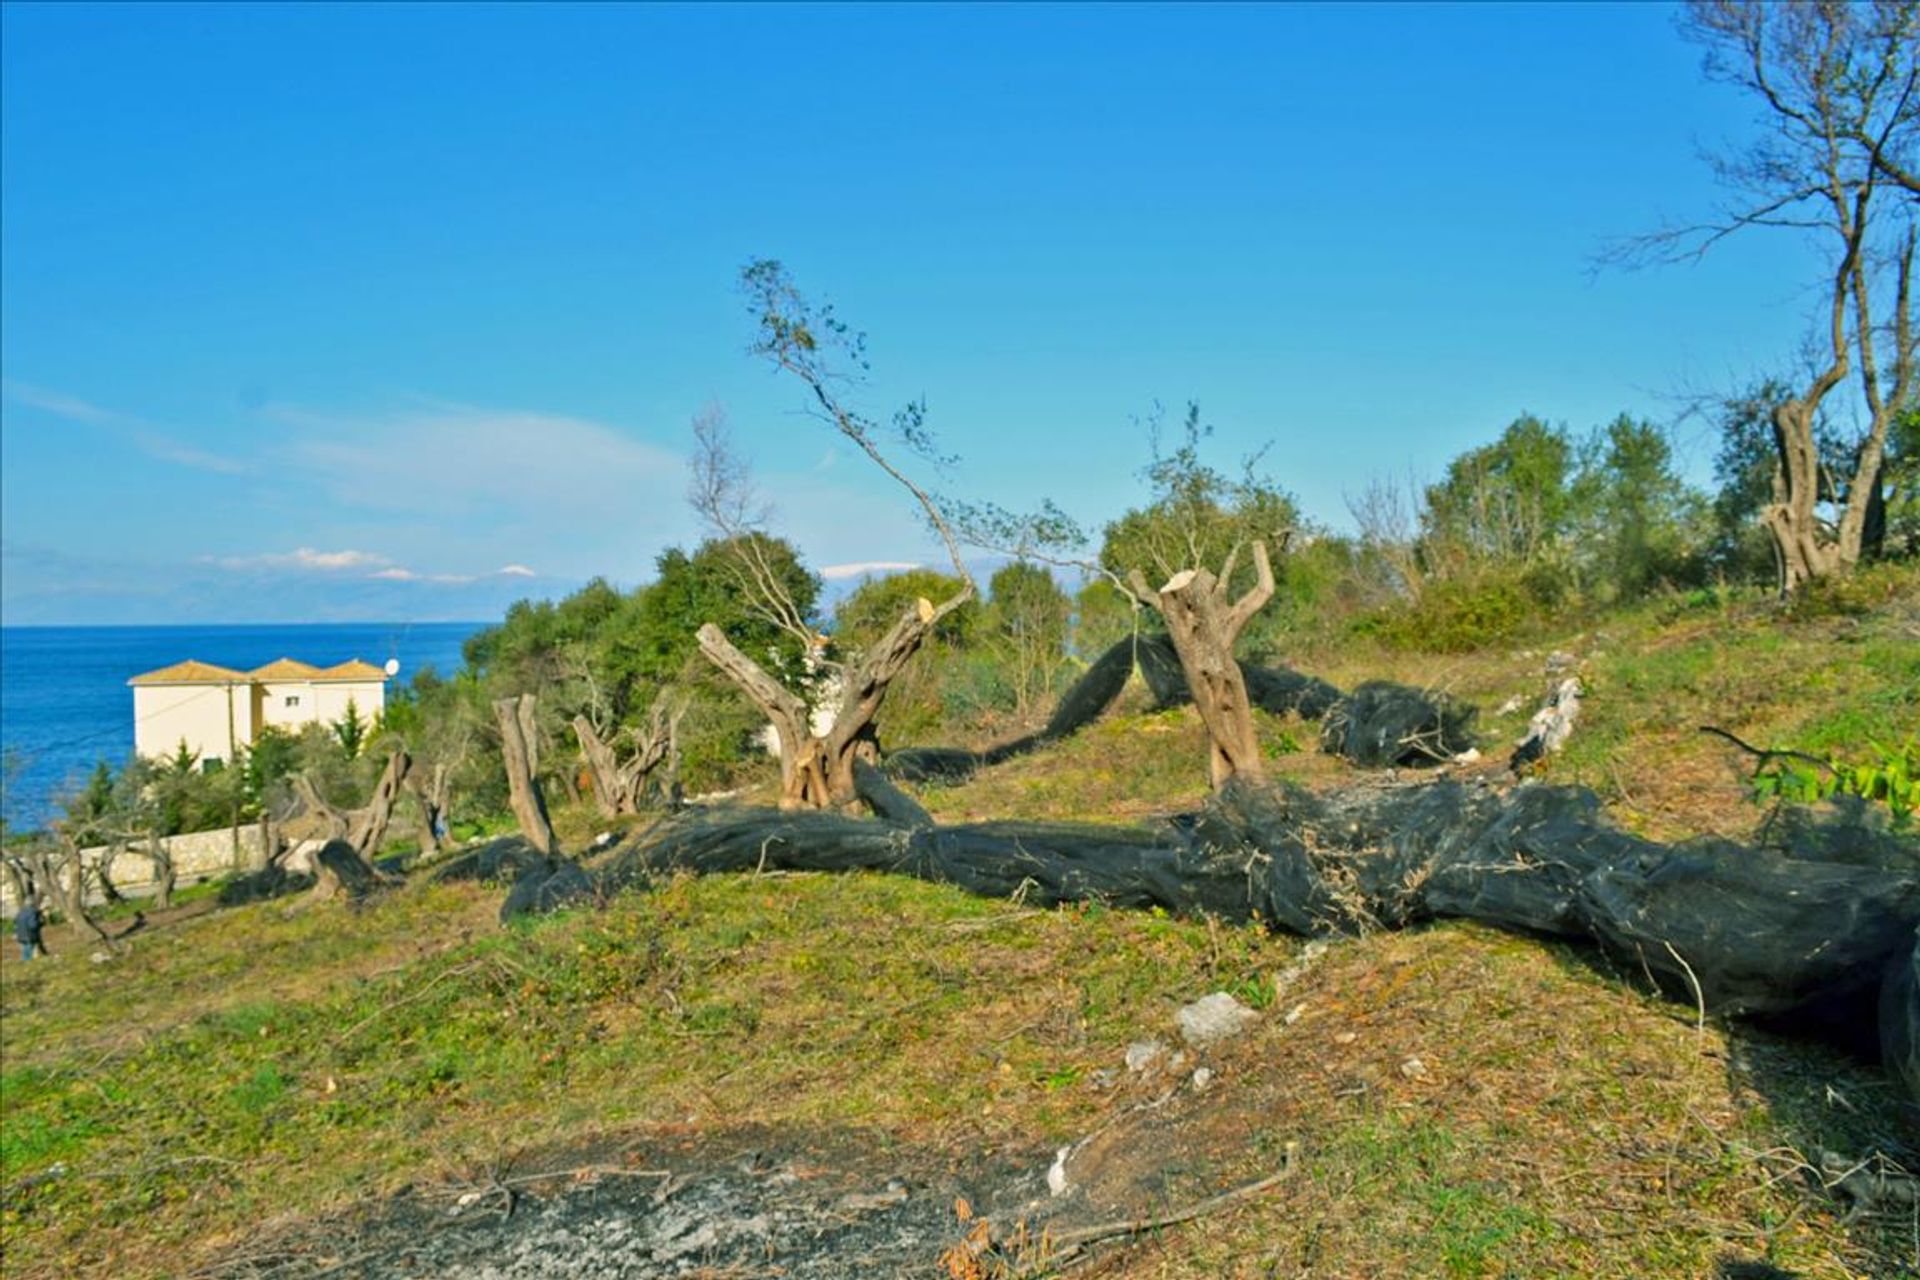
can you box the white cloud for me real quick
[818,560,923,580]
[215,548,542,587]
[219,547,392,572]
[369,566,476,584]
[274,400,682,516]
[4,382,128,426]
[133,434,250,476]
[4,381,252,475]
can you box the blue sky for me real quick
[2,2,1821,625]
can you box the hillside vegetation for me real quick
[3,569,1916,1278]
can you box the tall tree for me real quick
[1574,415,1706,597]
[1420,415,1574,575]
[1640,1,1918,590]
[987,561,1073,723]
[690,261,977,811]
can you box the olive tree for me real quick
[1634,1,1918,591]
[690,261,977,810]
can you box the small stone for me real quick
[1124,1040,1167,1073]
[1283,1002,1307,1025]
[1334,1031,1358,1046]
[836,1182,910,1213]
[1047,1146,1071,1197]
[1400,1056,1429,1080]
[1176,992,1260,1048]
[1496,695,1524,716]
[1192,1067,1215,1091]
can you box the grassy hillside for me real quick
[2,570,1916,1278]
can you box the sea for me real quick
[0,621,488,833]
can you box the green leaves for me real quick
[1749,738,1919,828]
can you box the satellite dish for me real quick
[383,658,401,678]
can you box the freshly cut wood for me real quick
[1129,542,1275,789]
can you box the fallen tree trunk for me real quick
[886,633,1470,783]
[510,778,1920,1098]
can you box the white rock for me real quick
[1192,1067,1215,1091]
[1176,992,1260,1048]
[1047,1146,1071,1197]
[1124,1040,1167,1073]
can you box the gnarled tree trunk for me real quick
[1130,541,1276,789]
[409,762,452,859]
[35,839,110,946]
[495,695,558,855]
[288,750,411,902]
[698,589,972,811]
[574,692,683,818]
[345,749,410,856]
[147,832,177,910]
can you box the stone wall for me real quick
[2,826,321,914]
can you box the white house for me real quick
[129,657,390,765]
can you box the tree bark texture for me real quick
[574,693,681,818]
[32,841,109,945]
[346,749,410,856]
[698,586,973,811]
[147,832,177,911]
[495,695,559,856]
[409,763,451,858]
[1129,541,1276,789]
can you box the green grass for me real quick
[0,871,1303,1277]
[4,567,1917,1278]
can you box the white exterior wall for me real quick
[310,680,385,727]
[257,680,319,731]
[132,683,254,765]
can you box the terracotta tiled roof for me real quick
[249,658,322,680]
[127,659,250,686]
[313,660,390,682]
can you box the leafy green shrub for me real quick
[1783,562,1912,619]
[1750,738,1918,829]
[1360,569,1545,653]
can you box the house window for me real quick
[285,694,301,708]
